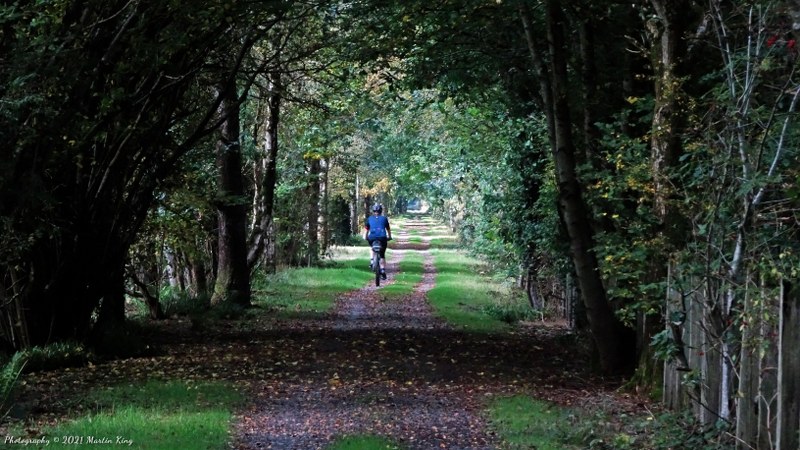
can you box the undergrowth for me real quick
[1,342,91,419]
[487,395,736,450]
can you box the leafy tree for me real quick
[0,1,286,348]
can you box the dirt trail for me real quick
[233,217,497,449]
[7,216,627,450]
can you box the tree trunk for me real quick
[248,72,281,272]
[351,173,360,235]
[320,157,330,254]
[96,268,126,328]
[306,157,321,266]
[211,81,251,307]
[526,265,543,310]
[140,261,166,319]
[545,0,632,375]
[643,0,697,394]
[648,0,693,232]
[165,248,180,289]
[190,256,209,300]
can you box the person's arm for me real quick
[364,218,370,240]
[386,219,392,240]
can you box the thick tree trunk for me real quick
[211,82,251,307]
[545,0,632,374]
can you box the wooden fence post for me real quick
[777,280,800,450]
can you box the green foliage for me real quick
[20,342,91,372]
[612,410,735,450]
[1,342,95,416]
[586,100,666,325]
[0,352,26,416]
[0,0,292,347]
[159,291,209,318]
[650,329,681,363]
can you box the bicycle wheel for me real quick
[374,250,381,286]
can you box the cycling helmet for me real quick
[372,204,382,213]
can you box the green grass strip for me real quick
[42,380,242,450]
[428,236,459,249]
[381,252,424,298]
[487,395,580,450]
[254,255,374,317]
[427,250,510,332]
[327,434,403,450]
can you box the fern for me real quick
[0,352,28,417]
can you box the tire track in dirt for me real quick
[232,216,498,450]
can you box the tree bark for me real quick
[306,157,321,266]
[248,72,281,272]
[648,0,693,226]
[211,81,251,307]
[320,157,330,254]
[351,173,361,235]
[545,0,632,374]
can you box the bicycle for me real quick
[369,237,392,287]
[370,240,383,286]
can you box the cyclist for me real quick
[364,203,392,280]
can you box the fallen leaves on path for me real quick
[6,219,647,450]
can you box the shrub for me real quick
[482,298,542,324]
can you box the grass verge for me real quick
[427,250,511,332]
[39,380,242,450]
[428,236,459,249]
[487,395,581,450]
[489,395,738,450]
[254,250,374,317]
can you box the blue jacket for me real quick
[365,215,390,240]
